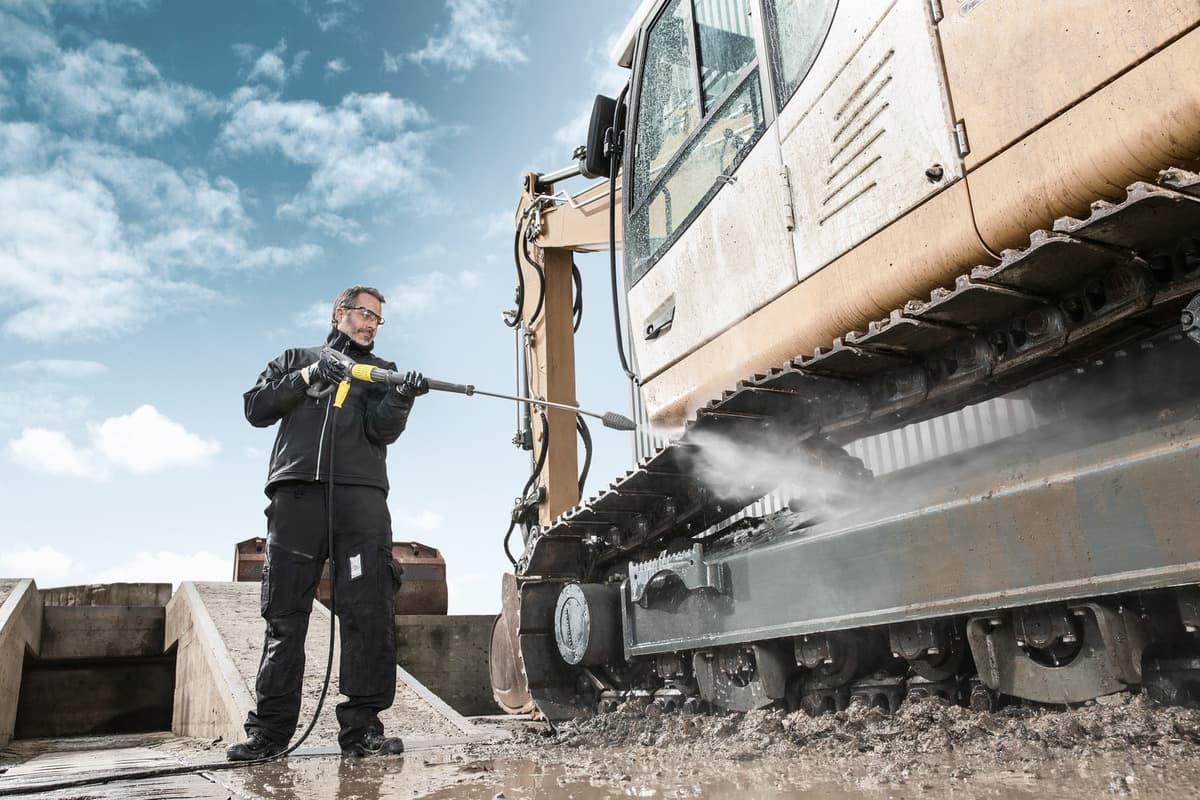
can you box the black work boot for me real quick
[226,732,287,762]
[341,731,405,757]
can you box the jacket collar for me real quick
[325,327,375,357]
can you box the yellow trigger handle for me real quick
[333,380,351,408]
[334,364,379,408]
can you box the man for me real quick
[227,285,427,761]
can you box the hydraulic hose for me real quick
[608,82,638,385]
[576,414,592,497]
[504,410,550,566]
[521,220,547,326]
[505,209,529,328]
[572,261,583,333]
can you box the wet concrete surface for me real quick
[5,696,1200,798]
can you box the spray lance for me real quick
[326,351,636,431]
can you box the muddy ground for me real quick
[448,694,1200,798]
[5,695,1200,798]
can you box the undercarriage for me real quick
[492,168,1200,721]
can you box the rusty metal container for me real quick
[233,538,447,615]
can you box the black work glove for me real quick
[397,370,429,398]
[300,353,349,389]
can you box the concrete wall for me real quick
[41,583,172,607]
[0,580,41,747]
[164,582,252,744]
[396,615,496,716]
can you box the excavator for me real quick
[489,0,1200,720]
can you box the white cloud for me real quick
[7,359,108,377]
[0,9,57,63]
[92,550,229,586]
[0,545,229,588]
[6,404,220,480]
[0,121,47,170]
[480,209,514,240]
[28,39,218,141]
[0,124,321,337]
[0,545,82,586]
[92,405,220,474]
[294,299,331,330]
[533,21,630,170]
[381,49,401,74]
[0,168,154,337]
[408,0,528,73]
[0,387,93,435]
[237,40,308,87]
[305,0,359,32]
[9,427,105,478]
[393,509,444,532]
[306,211,366,244]
[220,92,439,222]
[387,268,481,318]
[324,57,349,80]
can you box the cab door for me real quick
[624,0,798,382]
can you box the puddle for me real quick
[212,754,464,800]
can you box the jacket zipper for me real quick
[314,396,332,481]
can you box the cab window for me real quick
[763,0,838,108]
[627,0,765,284]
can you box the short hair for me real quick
[331,285,386,324]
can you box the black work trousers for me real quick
[245,481,400,749]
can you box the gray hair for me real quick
[331,285,386,324]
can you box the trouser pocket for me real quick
[335,539,397,697]
[388,553,404,594]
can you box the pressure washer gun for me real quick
[319,346,636,431]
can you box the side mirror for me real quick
[581,94,619,179]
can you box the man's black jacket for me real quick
[244,329,413,494]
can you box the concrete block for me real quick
[396,615,497,716]
[40,583,171,607]
[0,580,42,747]
[39,607,165,660]
[13,657,175,738]
[164,582,252,744]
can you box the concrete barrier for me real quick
[166,582,506,747]
[164,582,253,744]
[396,615,497,716]
[0,580,42,747]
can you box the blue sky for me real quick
[0,0,640,613]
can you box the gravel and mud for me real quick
[6,693,1200,797]
[450,694,1200,798]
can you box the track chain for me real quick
[519,168,1200,578]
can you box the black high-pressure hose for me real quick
[609,82,638,384]
[6,391,347,795]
